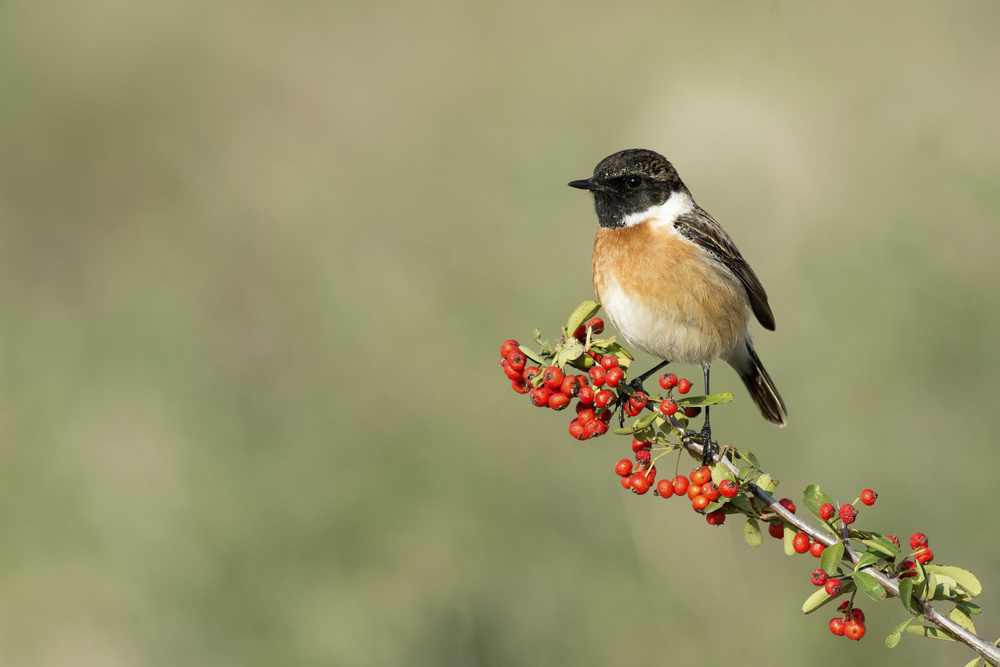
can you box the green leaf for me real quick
[855,551,880,570]
[801,587,833,614]
[675,392,733,407]
[961,656,982,667]
[802,578,857,614]
[949,606,977,634]
[930,573,959,601]
[566,301,601,338]
[756,473,777,494]
[957,601,983,615]
[743,517,762,548]
[784,523,797,556]
[727,495,757,516]
[858,536,900,559]
[886,617,916,648]
[904,625,957,642]
[802,484,835,522]
[925,565,982,597]
[518,345,546,365]
[740,450,760,468]
[711,462,736,485]
[898,578,919,615]
[854,570,887,601]
[820,541,845,576]
[553,338,585,368]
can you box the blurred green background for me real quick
[1,0,999,665]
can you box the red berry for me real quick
[511,378,530,394]
[845,621,866,641]
[656,479,674,498]
[503,361,523,380]
[586,317,604,335]
[691,494,710,511]
[850,608,865,623]
[588,366,606,387]
[811,569,828,586]
[818,503,835,521]
[824,578,842,595]
[615,459,633,477]
[600,355,619,370]
[577,408,595,423]
[577,386,595,405]
[887,534,900,548]
[860,488,877,506]
[568,419,585,440]
[838,504,857,524]
[915,547,934,564]
[605,366,625,388]
[623,398,642,417]
[768,522,785,539]
[560,375,582,398]
[500,339,519,358]
[594,390,616,408]
[572,324,586,340]
[689,466,711,485]
[701,482,720,502]
[634,450,651,465]
[829,618,846,636]
[683,406,701,419]
[659,373,678,390]
[629,474,651,495]
[686,483,702,500]
[810,541,826,558]
[631,438,650,453]
[523,366,541,382]
[837,600,851,613]
[672,475,690,496]
[899,560,917,578]
[595,408,612,423]
[542,366,564,391]
[505,350,526,371]
[910,532,928,550]
[705,508,726,525]
[718,478,739,498]
[620,475,632,489]
[677,378,691,394]
[529,386,551,407]
[779,498,796,514]
[659,399,678,416]
[792,532,810,554]
[548,392,570,411]
[630,391,647,411]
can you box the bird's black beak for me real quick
[568,178,602,191]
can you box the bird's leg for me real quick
[627,359,671,394]
[619,359,671,428]
[700,364,714,466]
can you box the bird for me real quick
[569,149,786,460]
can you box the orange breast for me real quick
[592,220,750,364]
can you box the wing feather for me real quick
[675,208,776,331]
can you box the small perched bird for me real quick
[569,149,787,457]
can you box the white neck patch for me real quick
[619,190,694,228]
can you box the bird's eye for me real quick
[626,176,641,189]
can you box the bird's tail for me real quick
[727,339,787,427]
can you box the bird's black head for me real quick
[568,149,688,229]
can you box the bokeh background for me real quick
[2,0,999,665]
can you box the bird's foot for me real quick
[699,425,715,466]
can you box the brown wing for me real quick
[675,207,775,331]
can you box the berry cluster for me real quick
[503,302,989,660]
[500,323,627,440]
[829,601,868,641]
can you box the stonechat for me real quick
[569,149,787,453]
